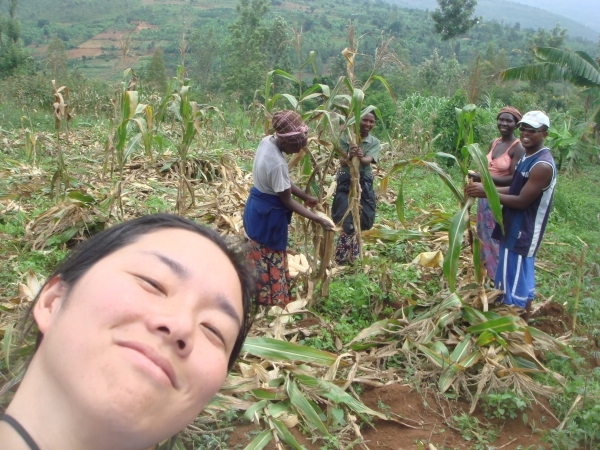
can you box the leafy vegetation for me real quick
[1,0,599,448]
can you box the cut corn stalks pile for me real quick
[0,127,573,449]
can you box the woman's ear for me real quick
[34,275,66,334]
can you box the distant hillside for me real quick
[12,0,598,84]
[388,0,599,41]
[510,0,600,34]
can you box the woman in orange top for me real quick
[470,107,525,280]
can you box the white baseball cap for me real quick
[518,111,550,129]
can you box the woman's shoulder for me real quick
[510,140,525,157]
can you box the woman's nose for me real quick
[151,312,195,356]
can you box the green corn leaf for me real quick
[272,418,303,450]
[294,374,386,422]
[363,75,396,101]
[477,329,507,348]
[267,399,293,417]
[395,183,405,225]
[432,341,450,359]
[476,330,498,346]
[455,107,464,153]
[67,190,95,204]
[286,379,329,436]
[242,337,338,366]
[417,343,459,370]
[251,388,282,400]
[443,197,474,292]
[458,349,481,368]
[243,430,272,450]
[422,161,464,204]
[449,334,472,363]
[244,400,268,422]
[467,316,521,334]
[436,310,460,332]
[462,305,487,325]
[467,143,504,234]
[380,160,409,195]
[509,355,539,370]
[481,311,502,320]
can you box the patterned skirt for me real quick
[334,231,359,266]
[244,237,291,306]
[476,198,500,281]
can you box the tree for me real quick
[0,0,30,76]
[189,27,220,94]
[431,0,479,42]
[145,48,168,94]
[46,37,67,80]
[500,47,600,125]
[223,0,290,102]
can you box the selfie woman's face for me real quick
[34,228,243,444]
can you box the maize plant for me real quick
[380,104,503,296]
[50,79,71,198]
[350,291,569,413]
[104,69,148,217]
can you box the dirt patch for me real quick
[68,23,157,60]
[295,317,320,329]
[530,302,572,337]
[67,48,103,59]
[222,384,555,449]
[130,21,158,32]
[359,384,553,449]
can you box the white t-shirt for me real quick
[252,136,291,195]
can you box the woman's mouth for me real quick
[117,340,178,388]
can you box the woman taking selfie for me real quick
[0,214,254,450]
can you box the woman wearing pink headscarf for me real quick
[243,111,333,306]
[469,107,525,281]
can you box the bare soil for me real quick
[530,302,572,337]
[224,383,555,449]
[68,22,157,60]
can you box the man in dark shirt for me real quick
[466,111,556,320]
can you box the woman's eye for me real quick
[136,275,166,295]
[203,324,226,347]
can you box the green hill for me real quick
[10,0,599,85]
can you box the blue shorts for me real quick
[494,244,535,309]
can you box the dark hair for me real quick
[33,214,255,370]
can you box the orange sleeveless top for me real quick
[487,138,519,177]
